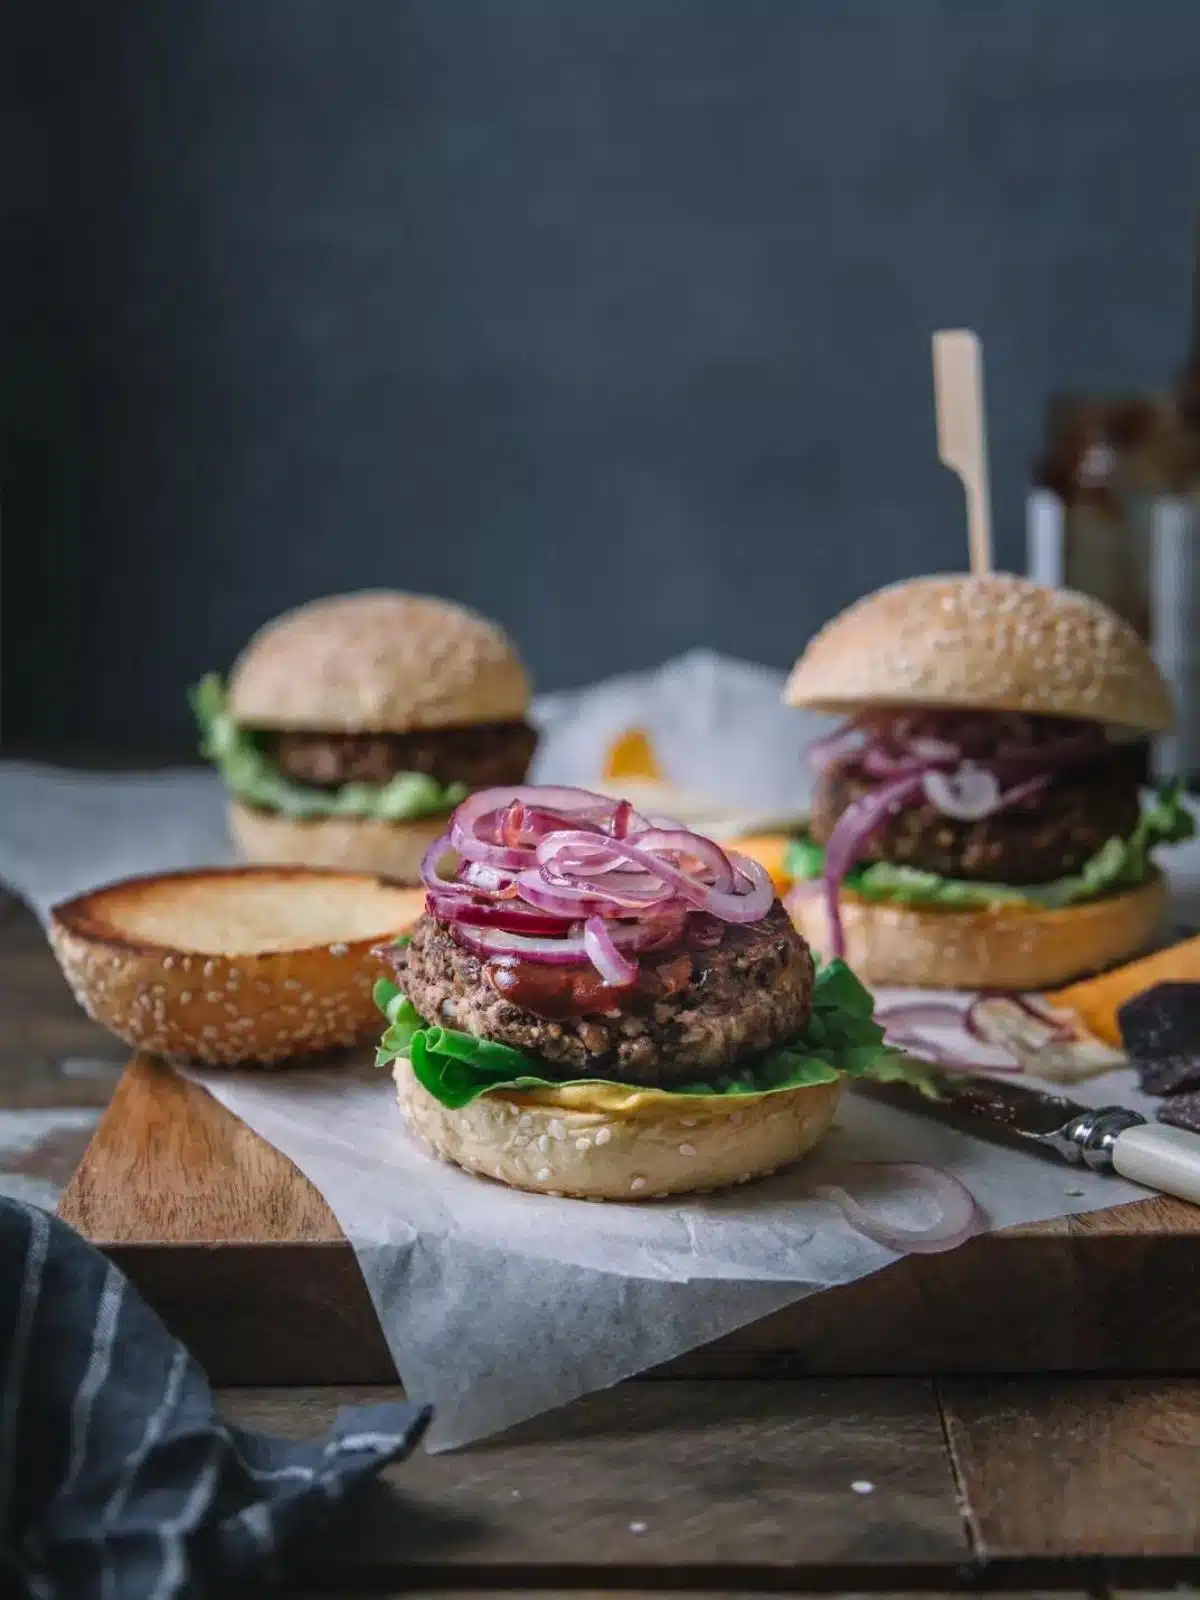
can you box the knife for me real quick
[853,1071,1200,1205]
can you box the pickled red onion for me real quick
[419,786,775,983]
[807,710,1107,959]
[811,1161,981,1254]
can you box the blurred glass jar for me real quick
[1026,393,1200,785]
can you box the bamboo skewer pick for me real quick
[933,328,993,575]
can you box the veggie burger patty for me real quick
[391,901,816,1087]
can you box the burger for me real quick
[372,785,900,1200]
[783,572,1194,990]
[192,591,536,881]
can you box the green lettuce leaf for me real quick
[374,958,916,1110]
[190,673,467,822]
[785,783,1194,912]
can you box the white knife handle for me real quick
[1112,1123,1200,1205]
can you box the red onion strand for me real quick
[811,1161,981,1254]
[420,786,775,983]
[808,710,1109,959]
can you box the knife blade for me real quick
[852,1070,1200,1204]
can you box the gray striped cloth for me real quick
[0,1200,430,1598]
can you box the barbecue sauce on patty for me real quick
[478,917,771,1021]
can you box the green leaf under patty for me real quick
[190,673,467,823]
[373,959,921,1110]
[785,784,1194,911]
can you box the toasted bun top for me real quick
[228,591,531,732]
[785,573,1173,733]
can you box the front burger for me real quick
[373,786,898,1200]
[191,591,536,882]
[783,572,1195,990]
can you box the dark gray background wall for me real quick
[1,0,1196,753]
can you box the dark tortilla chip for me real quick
[1118,981,1200,1097]
[1158,1092,1200,1133]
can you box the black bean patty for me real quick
[810,763,1141,885]
[266,721,538,792]
[391,902,816,1087]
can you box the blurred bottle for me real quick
[1027,397,1152,783]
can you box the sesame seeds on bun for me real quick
[787,869,1169,991]
[227,591,531,734]
[785,573,1174,734]
[394,1056,842,1201]
[49,867,426,1066]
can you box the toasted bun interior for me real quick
[230,799,445,885]
[394,1057,841,1200]
[785,573,1174,734]
[228,590,531,733]
[787,871,1167,991]
[50,867,425,1066]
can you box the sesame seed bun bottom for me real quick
[393,1057,842,1200]
[229,799,447,885]
[787,870,1168,991]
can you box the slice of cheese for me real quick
[1047,933,1200,1047]
[728,833,794,893]
[497,1080,766,1116]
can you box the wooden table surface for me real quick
[5,887,1200,1596]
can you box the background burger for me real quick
[783,572,1194,990]
[373,785,899,1201]
[193,591,536,881]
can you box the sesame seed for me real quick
[630,1176,647,1193]
[329,942,349,957]
[680,1117,698,1128]
[575,1136,592,1152]
[538,1134,551,1153]
[548,1119,566,1140]
[678,1143,697,1157]
[535,1167,552,1182]
[594,1126,612,1146]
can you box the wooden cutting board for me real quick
[58,1052,1200,1386]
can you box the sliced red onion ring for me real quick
[424,787,780,983]
[910,735,961,762]
[821,772,927,957]
[807,722,867,773]
[964,992,1075,1044]
[453,916,673,966]
[811,1161,981,1254]
[420,833,457,890]
[425,891,567,935]
[875,1002,1025,1074]
[874,1002,969,1030]
[584,917,638,986]
[922,764,1001,820]
[882,1031,1024,1074]
[449,785,615,867]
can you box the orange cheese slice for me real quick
[1047,934,1200,1047]
[728,833,794,894]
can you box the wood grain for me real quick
[941,1377,1200,1561]
[60,1054,340,1244]
[223,1380,968,1587]
[56,1043,1200,1386]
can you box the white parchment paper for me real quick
[0,652,1193,1450]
